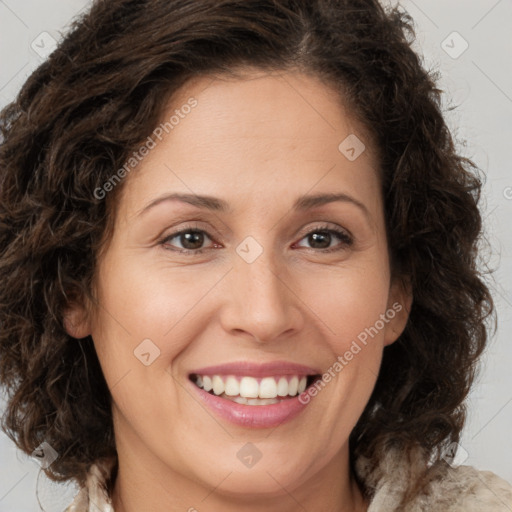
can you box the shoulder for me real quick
[355,443,512,511]
[421,463,512,511]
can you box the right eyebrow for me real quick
[137,192,231,217]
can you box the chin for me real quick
[192,455,313,498]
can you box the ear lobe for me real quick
[63,302,91,339]
[383,277,413,347]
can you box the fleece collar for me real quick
[355,443,512,511]
[65,444,512,511]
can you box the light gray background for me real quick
[0,1,511,511]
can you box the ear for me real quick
[63,301,92,339]
[383,276,413,347]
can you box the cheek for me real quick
[90,256,214,372]
[302,259,391,350]
[296,255,390,423]
[88,261,194,432]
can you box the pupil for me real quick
[309,231,330,249]
[182,231,204,249]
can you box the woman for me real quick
[0,0,511,510]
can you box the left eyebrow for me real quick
[292,192,372,223]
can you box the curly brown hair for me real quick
[0,0,494,505]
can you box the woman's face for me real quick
[67,69,411,503]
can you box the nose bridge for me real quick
[220,236,302,342]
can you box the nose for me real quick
[218,247,304,344]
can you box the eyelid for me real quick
[157,220,222,242]
[295,221,353,241]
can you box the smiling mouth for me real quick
[189,373,322,405]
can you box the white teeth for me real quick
[193,374,311,401]
[239,376,259,398]
[230,395,280,405]
[212,375,224,395]
[202,375,213,392]
[224,376,239,396]
[288,376,299,396]
[277,377,289,397]
[259,377,277,399]
[298,376,307,393]
[248,397,280,405]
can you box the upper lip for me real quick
[189,360,321,378]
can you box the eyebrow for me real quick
[138,192,371,220]
[139,193,229,214]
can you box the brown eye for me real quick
[295,227,353,252]
[178,231,206,250]
[307,231,333,249]
[161,229,215,253]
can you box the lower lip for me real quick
[189,379,314,428]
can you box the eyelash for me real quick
[158,223,354,255]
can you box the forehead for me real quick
[164,68,372,153]
[117,69,381,220]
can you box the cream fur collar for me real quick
[64,445,512,511]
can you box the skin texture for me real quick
[65,69,412,512]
